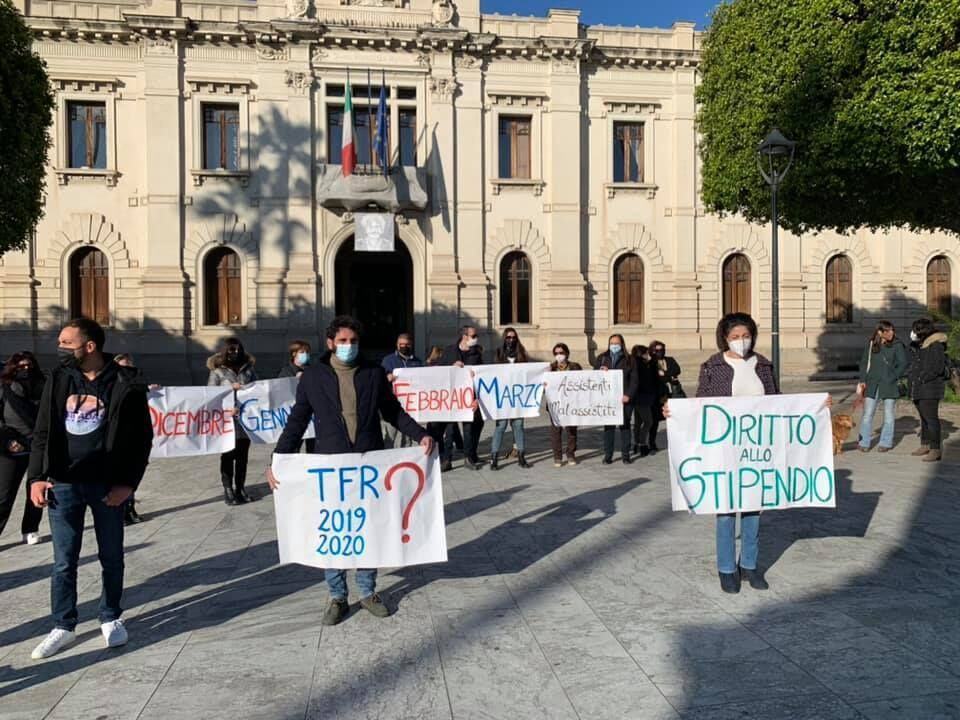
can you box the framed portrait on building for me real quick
[355,212,395,252]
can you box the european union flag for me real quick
[374,81,389,175]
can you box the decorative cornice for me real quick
[186,77,253,95]
[50,75,120,94]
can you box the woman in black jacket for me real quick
[595,334,639,464]
[0,352,45,544]
[630,345,659,458]
[908,318,948,462]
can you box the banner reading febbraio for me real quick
[473,363,550,420]
[148,386,236,458]
[667,394,835,514]
[236,378,316,444]
[392,366,476,423]
[272,447,447,570]
[544,369,624,426]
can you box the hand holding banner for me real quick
[272,447,447,570]
[666,393,836,514]
[545,370,624,426]
[148,386,236,458]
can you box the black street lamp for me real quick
[757,128,796,384]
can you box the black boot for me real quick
[235,485,251,504]
[639,445,650,458]
[622,454,633,465]
[490,454,500,471]
[719,571,741,594]
[517,453,531,469]
[223,487,239,506]
[740,566,769,590]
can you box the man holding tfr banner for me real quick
[267,316,434,626]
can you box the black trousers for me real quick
[0,453,42,536]
[632,405,655,450]
[604,404,633,460]
[442,411,484,462]
[915,399,942,450]
[220,438,251,491]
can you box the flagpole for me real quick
[382,68,388,177]
[367,67,373,174]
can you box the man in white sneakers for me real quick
[27,318,153,659]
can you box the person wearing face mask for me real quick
[648,340,682,454]
[381,333,424,449]
[208,337,258,506]
[630,345,659,458]
[27,318,153,659]
[267,315,433,626]
[439,325,485,472]
[0,352,46,545]
[548,343,583,466]
[490,328,532,470]
[907,317,948,462]
[595,334,639,464]
[278,340,315,454]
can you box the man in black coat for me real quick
[268,315,433,626]
[28,318,153,660]
[439,325,484,472]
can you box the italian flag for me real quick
[341,80,356,176]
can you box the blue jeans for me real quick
[325,569,377,600]
[716,512,760,573]
[490,419,525,455]
[860,394,896,449]
[48,481,125,631]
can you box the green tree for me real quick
[0,0,53,255]
[697,0,960,236]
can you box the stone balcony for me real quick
[316,164,429,212]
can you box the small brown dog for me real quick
[832,414,855,455]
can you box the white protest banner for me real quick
[667,393,836,515]
[545,370,624,426]
[472,362,550,420]
[148,386,236,458]
[236,378,315,444]
[392,366,476,423]
[272,446,447,570]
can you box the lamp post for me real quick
[757,128,796,384]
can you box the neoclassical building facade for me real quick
[5,0,958,381]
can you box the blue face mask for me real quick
[335,343,359,364]
[609,344,622,355]
[295,351,310,366]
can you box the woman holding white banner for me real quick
[490,328,532,470]
[596,334,639,465]
[548,343,583,466]
[208,338,257,506]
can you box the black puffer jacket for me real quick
[594,351,640,402]
[909,332,948,400]
[275,352,427,454]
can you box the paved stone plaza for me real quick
[1,383,959,719]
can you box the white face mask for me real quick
[728,338,752,358]
[467,337,479,348]
[910,331,919,342]
[554,354,567,364]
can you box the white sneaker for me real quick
[23,532,40,545]
[31,628,76,660]
[101,619,128,648]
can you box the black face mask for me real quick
[653,348,665,358]
[398,346,412,357]
[505,339,518,349]
[14,369,32,382]
[226,349,243,363]
[58,347,81,369]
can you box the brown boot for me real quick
[922,449,942,462]
[911,445,930,457]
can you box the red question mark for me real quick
[384,462,426,544]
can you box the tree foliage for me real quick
[697,0,960,235]
[0,0,53,255]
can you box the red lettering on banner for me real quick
[150,405,233,438]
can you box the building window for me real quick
[67,101,107,169]
[70,247,109,325]
[499,251,531,325]
[202,104,240,171]
[613,253,644,324]
[825,254,853,324]
[927,255,952,317]
[722,253,751,316]
[498,116,531,179]
[327,105,389,169]
[399,109,417,167]
[204,248,242,326]
[613,122,643,183]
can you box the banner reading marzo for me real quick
[667,393,836,514]
[272,447,447,570]
[473,362,550,420]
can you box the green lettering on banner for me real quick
[776,468,791,503]
[760,468,779,507]
[702,470,726,511]
[813,466,834,502]
[701,405,732,445]
[739,414,759,445]
[790,466,811,502]
[738,467,761,508]
[678,457,706,509]
[796,415,817,445]
[765,415,782,445]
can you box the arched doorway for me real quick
[335,236,414,357]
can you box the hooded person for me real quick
[207,337,258,505]
[907,318,948,462]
